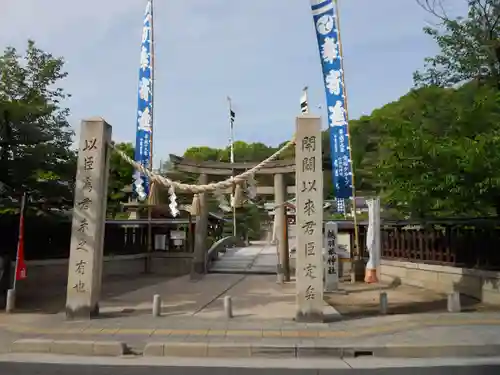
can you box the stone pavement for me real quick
[325,282,499,318]
[2,273,500,358]
[209,241,277,274]
[3,312,500,358]
[12,273,247,315]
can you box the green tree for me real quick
[375,84,500,218]
[182,141,278,186]
[231,141,276,162]
[237,202,264,240]
[415,0,500,88]
[183,146,221,162]
[349,117,380,194]
[183,141,277,163]
[0,40,75,212]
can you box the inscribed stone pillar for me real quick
[192,173,208,277]
[274,173,290,281]
[66,118,111,320]
[324,221,339,292]
[295,115,324,322]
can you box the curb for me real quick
[143,342,500,359]
[5,318,500,339]
[11,339,126,357]
[9,339,500,359]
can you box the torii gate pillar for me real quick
[274,173,290,282]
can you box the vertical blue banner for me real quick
[133,0,153,201]
[309,0,353,209]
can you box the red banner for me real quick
[15,206,27,281]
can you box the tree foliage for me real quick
[183,141,278,163]
[415,0,500,88]
[370,84,500,217]
[107,142,134,215]
[0,40,75,213]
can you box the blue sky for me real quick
[1,0,465,167]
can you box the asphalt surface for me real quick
[0,362,499,375]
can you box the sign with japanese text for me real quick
[133,0,153,200]
[66,118,111,318]
[309,0,354,210]
[337,232,351,259]
[295,115,324,321]
[324,221,338,291]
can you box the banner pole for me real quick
[227,96,237,238]
[334,0,361,262]
[149,0,155,171]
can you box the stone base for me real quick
[189,271,203,281]
[65,303,99,320]
[191,261,206,275]
[144,254,152,274]
[275,264,291,282]
[350,258,366,283]
[325,288,348,295]
[294,311,324,323]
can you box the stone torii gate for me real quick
[168,154,296,281]
[65,115,329,322]
[64,118,299,319]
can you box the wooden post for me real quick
[274,173,288,281]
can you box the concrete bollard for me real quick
[447,291,461,313]
[223,296,233,319]
[5,289,15,313]
[379,292,388,315]
[152,294,161,317]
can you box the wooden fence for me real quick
[0,215,223,261]
[2,215,500,269]
[0,217,151,260]
[357,219,500,270]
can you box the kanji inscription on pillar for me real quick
[295,115,324,322]
[324,221,339,291]
[66,118,111,320]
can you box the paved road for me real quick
[0,362,499,374]
[1,355,500,374]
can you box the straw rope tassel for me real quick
[190,194,201,216]
[233,184,244,208]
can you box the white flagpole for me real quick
[227,96,236,238]
[228,97,235,164]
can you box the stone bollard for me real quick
[447,291,461,313]
[379,292,388,315]
[5,289,15,313]
[224,296,233,319]
[152,294,161,317]
[276,264,284,284]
